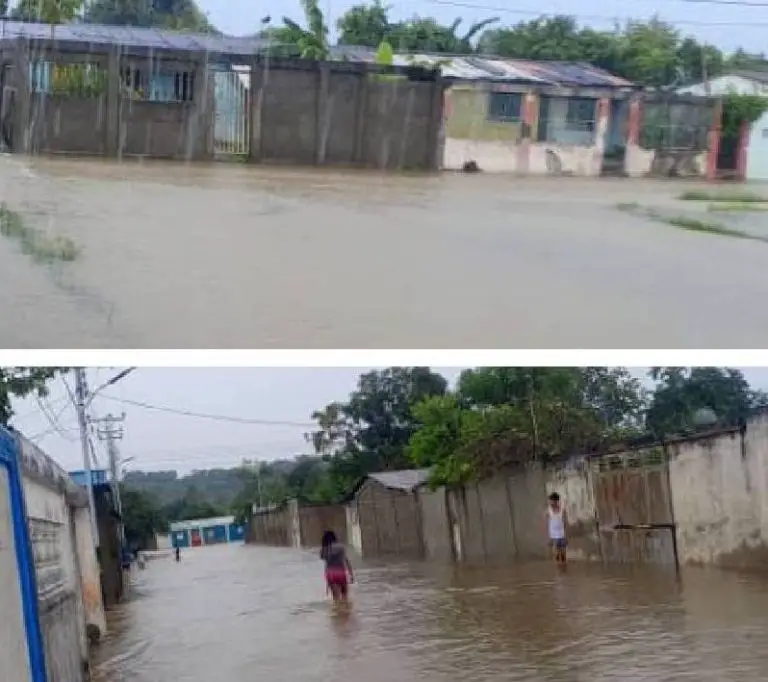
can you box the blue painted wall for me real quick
[171,529,190,549]
[202,524,227,544]
[0,427,47,682]
[228,523,245,542]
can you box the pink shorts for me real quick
[325,567,348,595]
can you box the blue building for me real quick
[169,516,245,549]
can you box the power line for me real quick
[95,393,316,428]
[421,0,768,27]
[34,395,76,442]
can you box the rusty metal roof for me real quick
[368,468,431,492]
[332,46,635,88]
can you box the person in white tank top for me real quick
[546,492,567,566]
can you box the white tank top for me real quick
[548,508,565,539]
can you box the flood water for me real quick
[3,155,768,348]
[92,544,768,682]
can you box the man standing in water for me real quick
[546,492,567,566]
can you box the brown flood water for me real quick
[3,155,768,348]
[92,544,768,682]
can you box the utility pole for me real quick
[94,413,127,545]
[75,368,100,547]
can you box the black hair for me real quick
[548,492,560,502]
[321,530,337,547]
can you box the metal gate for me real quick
[592,447,678,567]
[213,65,250,157]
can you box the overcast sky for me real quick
[196,0,768,53]
[10,367,768,476]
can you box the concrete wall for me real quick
[250,61,444,170]
[668,419,768,569]
[0,462,34,682]
[15,430,102,682]
[355,479,424,558]
[247,505,291,546]
[298,503,347,549]
[545,457,601,561]
[418,487,453,562]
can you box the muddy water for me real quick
[3,155,768,348]
[93,544,768,682]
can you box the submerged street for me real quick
[92,544,768,682]
[3,156,768,348]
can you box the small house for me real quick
[677,71,768,180]
[345,469,431,559]
[169,515,245,549]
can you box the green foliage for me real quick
[277,0,330,60]
[375,39,394,66]
[84,0,216,32]
[721,93,768,139]
[123,366,768,517]
[12,0,83,23]
[646,367,768,437]
[120,485,168,550]
[1,367,67,426]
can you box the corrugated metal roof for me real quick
[333,46,634,88]
[368,468,431,492]
[0,20,267,55]
[729,69,768,85]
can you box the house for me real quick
[169,515,245,548]
[677,71,768,180]
[344,469,431,559]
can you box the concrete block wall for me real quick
[250,61,444,170]
[545,457,601,561]
[356,480,425,558]
[668,420,768,569]
[418,487,453,563]
[298,503,347,549]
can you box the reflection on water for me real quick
[3,156,768,348]
[92,544,768,682]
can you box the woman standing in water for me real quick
[320,530,354,603]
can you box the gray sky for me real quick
[196,0,768,53]
[10,367,768,476]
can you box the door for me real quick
[190,529,202,547]
[592,447,678,567]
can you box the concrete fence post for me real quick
[706,97,723,182]
[248,57,265,163]
[352,68,369,164]
[426,71,445,170]
[315,61,331,165]
[11,38,31,155]
[105,46,120,158]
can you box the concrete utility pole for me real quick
[75,368,100,547]
[94,413,127,545]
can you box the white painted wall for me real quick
[678,74,768,180]
[669,417,768,567]
[0,465,33,682]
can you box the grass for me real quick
[707,202,768,213]
[678,189,768,203]
[0,203,80,263]
[616,201,765,243]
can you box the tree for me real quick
[409,367,647,486]
[337,0,390,47]
[279,0,330,60]
[307,367,448,493]
[1,367,66,426]
[85,0,215,32]
[12,0,83,23]
[646,367,768,437]
[120,485,167,551]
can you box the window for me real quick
[487,92,522,122]
[566,97,597,132]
